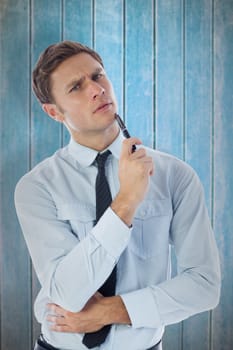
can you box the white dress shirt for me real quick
[14,132,221,350]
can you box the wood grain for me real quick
[0,1,232,349]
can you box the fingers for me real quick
[126,146,154,176]
[93,291,103,300]
[50,323,72,333]
[47,314,65,325]
[47,303,66,317]
[130,147,147,159]
[46,296,106,334]
[120,139,153,173]
[47,305,75,333]
[121,138,142,156]
[47,313,70,333]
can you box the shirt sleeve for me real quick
[121,161,221,329]
[14,176,131,312]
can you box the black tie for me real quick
[82,150,117,349]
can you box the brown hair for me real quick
[32,41,104,104]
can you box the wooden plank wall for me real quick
[0,1,232,349]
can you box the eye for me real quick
[69,83,80,93]
[93,72,104,81]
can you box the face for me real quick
[43,53,118,148]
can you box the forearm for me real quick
[47,265,220,335]
[101,295,131,326]
[49,209,131,311]
[15,177,131,313]
[47,294,131,334]
[121,265,221,329]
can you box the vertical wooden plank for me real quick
[156,0,184,159]
[0,2,231,350]
[94,0,124,116]
[63,0,93,145]
[63,0,93,46]
[125,0,154,148]
[0,1,31,349]
[213,0,233,349]
[31,0,62,343]
[31,0,63,165]
[156,1,184,349]
[182,1,213,349]
[184,0,212,210]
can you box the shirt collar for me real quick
[67,131,124,167]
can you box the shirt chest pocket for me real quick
[130,199,172,259]
[57,203,96,241]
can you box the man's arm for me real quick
[46,293,131,333]
[44,138,155,332]
[119,162,221,329]
[14,138,153,313]
[111,137,154,227]
[15,176,131,312]
[46,154,221,332]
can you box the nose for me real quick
[89,80,105,99]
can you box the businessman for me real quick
[15,41,221,350]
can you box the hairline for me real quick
[32,41,104,104]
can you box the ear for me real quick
[42,103,64,123]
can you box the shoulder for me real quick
[144,146,203,196]
[14,146,69,198]
[145,146,195,176]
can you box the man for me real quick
[15,41,221,350]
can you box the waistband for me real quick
[35,335,162,350]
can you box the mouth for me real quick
[93,102,113,114]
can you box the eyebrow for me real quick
[65,77,84,93]
[65,67,104,93]
[91,67,104,77]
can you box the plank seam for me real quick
[209,0,215,349]
[29,0,33,348]
[123,0,126,121]
[153,0,157,150]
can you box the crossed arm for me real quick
[16,138,220,335]
[47,292,131,333]
[47,138,152,333]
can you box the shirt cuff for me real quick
[120,287,161,329]
[91,207,132,260]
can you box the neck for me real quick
[69,123,120,151]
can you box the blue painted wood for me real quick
[0,1,31,349]
[63,0,94,146]
[156,1,184,349]
[156,0,184,159]
[184,0,213,212]
[95,0,124,116]
[183,1,213,349]
[1,1,233,349]
[31,0,63,343]
[31,0,63,166]
[63,0,93,46]
[125,0,154,148]
[212,0,233,349]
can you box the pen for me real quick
[115,113,136,152]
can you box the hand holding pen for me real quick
[115,113,154,177]
[115,113,137,153]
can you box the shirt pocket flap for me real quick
[57,203,96,222]
[134,198,171,220]
[130,199,172,259]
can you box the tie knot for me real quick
[95,150,111,169]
